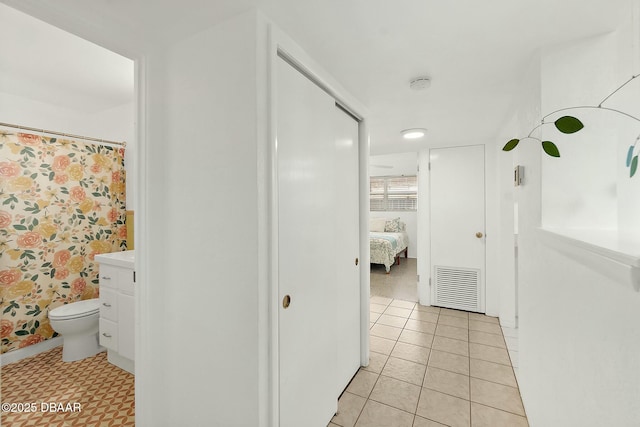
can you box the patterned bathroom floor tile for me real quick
[1,346,134,426]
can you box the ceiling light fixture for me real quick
[401,128,427,140]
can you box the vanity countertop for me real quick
[95,250,135,269]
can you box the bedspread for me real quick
[370,231,409,272]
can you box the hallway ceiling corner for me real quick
[0,0,631,153]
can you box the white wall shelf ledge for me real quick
[537,228,640,292]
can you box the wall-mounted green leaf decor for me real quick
[542,141,560,157]
[502,120,578,158]
[502,74,640,178]
[554,116,584,134]
[503,139,519,151]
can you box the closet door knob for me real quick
[283,295,291,309]
[355,258,359,266]
[476,232,483,238]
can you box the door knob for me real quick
[476,232,483,238]
[355,258,359,266]
[283,295,291,309]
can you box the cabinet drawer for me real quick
[99,265,119,289]
[99,318,118,351]
[99,288,118,321]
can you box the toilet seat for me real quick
[49,299,100,321]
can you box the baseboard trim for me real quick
[0,337,63,366]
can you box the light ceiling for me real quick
[0,0,632,153]
[0,3,134,113]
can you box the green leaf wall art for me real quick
[503,139,519,151]
[501,115,583,158]
[541,141,560,157]
[502,74,640,178]
[554,116,584,134]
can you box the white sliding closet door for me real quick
[277,57,338,427]
[333,106,360,395]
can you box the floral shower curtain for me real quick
[0,130,127,353]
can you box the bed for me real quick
[370,218,409,273]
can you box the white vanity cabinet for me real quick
[95,250,135,374]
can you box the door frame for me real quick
[267,24,370,426]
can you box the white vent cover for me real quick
[434,266,481,312]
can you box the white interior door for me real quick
[333,106,360,395]
[277,57,338,427]
[430,145,485,312]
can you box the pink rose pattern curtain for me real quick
[0,130,127,353]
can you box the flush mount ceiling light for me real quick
[401,128,427,140]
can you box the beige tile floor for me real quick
[329,297,528,427]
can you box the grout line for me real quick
[468,340,509,350]
[469,400,528,419]
[422,381,473,402]
[468,374,519,389]
[360,398,417,419]
[424,360,468,377]
[469,327,504,336]
[469,358,512,367]
[413,302,428,419]
[469,377,473,422]
[466,312,472,424]
[379,312,412,320]
[377,371,427,388]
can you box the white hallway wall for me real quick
[500,22,640,427]
[139,11,267,426]
[370,152,417,257]
[494,53,543,330]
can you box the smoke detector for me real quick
[410,77,431,91]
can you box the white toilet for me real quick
[49,299,104,362]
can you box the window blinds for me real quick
[369,175,417,211]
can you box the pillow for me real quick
[384,217,402,232]
[370,218,386,232]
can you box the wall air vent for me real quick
[433,266,481,312]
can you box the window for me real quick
[370,175,417,211]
